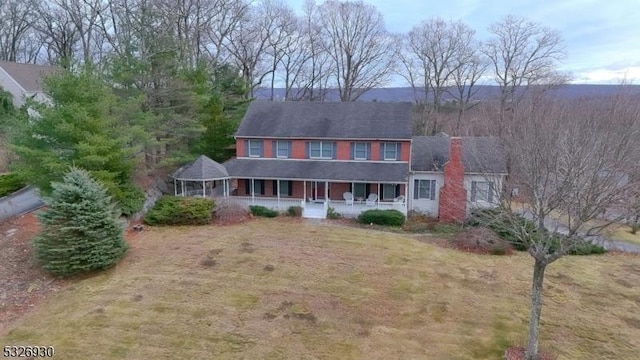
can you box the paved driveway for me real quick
[519,211,640,254]
[0,186,44,221]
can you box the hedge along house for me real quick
[408,136,508,222]
[223,101,413,218]
[171,155,231,198]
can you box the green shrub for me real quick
[0,173,26,197]
[144,196,214,225]
[327,207,341,219]
[249,205,278,218]
[287,206,303,217]
[358,209,405,227]
[111,184,145,217]
[569,243,606,255]
[33,168,127,277]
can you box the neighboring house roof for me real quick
[224,159,408,183]
[0,61,59,93]
[236,101,413,140]
[172,155,229,180]
[411,136,507,174]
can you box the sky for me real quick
[285,0,640,85]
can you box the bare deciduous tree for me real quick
[483,15,568,132]
[318,0,394,101]
[489,94,640,360]
[0,0,39,62]
[399,18,481,135]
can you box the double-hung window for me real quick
[353,142,368,160]
[471,181,495,202]
[413,179,436,200]
[309,141,334,159]
[382,142,400,160]
[248,140,262,157]
[276,141,290,158]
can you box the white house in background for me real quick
[0,61,59,107]
[408,135,507,221]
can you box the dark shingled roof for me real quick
[0,61,59,92]
[172,155,229,180]
[224,159,409,183]
[411,136,507,174]
[236,101,413,139]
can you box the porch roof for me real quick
[224,159,408,183]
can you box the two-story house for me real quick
[172,101,507,220]
[223,101,413,217]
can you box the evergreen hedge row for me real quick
[144,196,215,225]
[358,209,406,226]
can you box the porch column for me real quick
[202,180,206,198]
[351,182,354,207]
[251,178,255,203]
[174,179,177,196]
[314,181,318,200]
[303,180,306,202]
[377,183,380,208]
[277,180,281,207]
[181,180,185,197]
[325,181,329,202]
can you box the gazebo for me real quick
[171,155,230,198]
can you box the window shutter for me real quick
[350,142,355,160]
[471,181,477,202]
[259,141,264,157]
[272,141,277,158]
[288,181,293,196]
[488,182,495,203]
[396,143,402,160]
[365,184,371,196]
[288,141,292,158]
[244,140,249,157]
[413,180,419,199]
[259,180,265,195]
[396,184,400,197]
[305,141,310,159]
[367,143,372,160]
[332,142,337,159]
[380,143,385,160]
[272,180,277,195]
[245,179,251,195]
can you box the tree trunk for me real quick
[525,259,547,360]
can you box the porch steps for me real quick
[303,208,327,219]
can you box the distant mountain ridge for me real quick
[254,85,640,102]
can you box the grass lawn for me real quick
[3,219,640,359]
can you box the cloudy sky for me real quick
[285,0,640,84]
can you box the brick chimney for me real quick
[439,137,467,223]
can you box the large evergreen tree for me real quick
[33,168,128,277]
[10,71,143,215]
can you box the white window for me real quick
[471,181,495,202]
[248,140,261,157]
[309,141,334,159]
[414,179,436,200]
[276,141,289,158]
[383,142,399,160]
[354,143,367,160]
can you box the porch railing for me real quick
[232,196,305,210]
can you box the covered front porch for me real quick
[232,178,407,218]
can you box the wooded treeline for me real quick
[0,0,571,134]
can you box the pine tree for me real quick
[33,168,128,277]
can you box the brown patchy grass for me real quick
[2,219,640,359]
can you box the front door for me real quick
[312,182,326,201]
